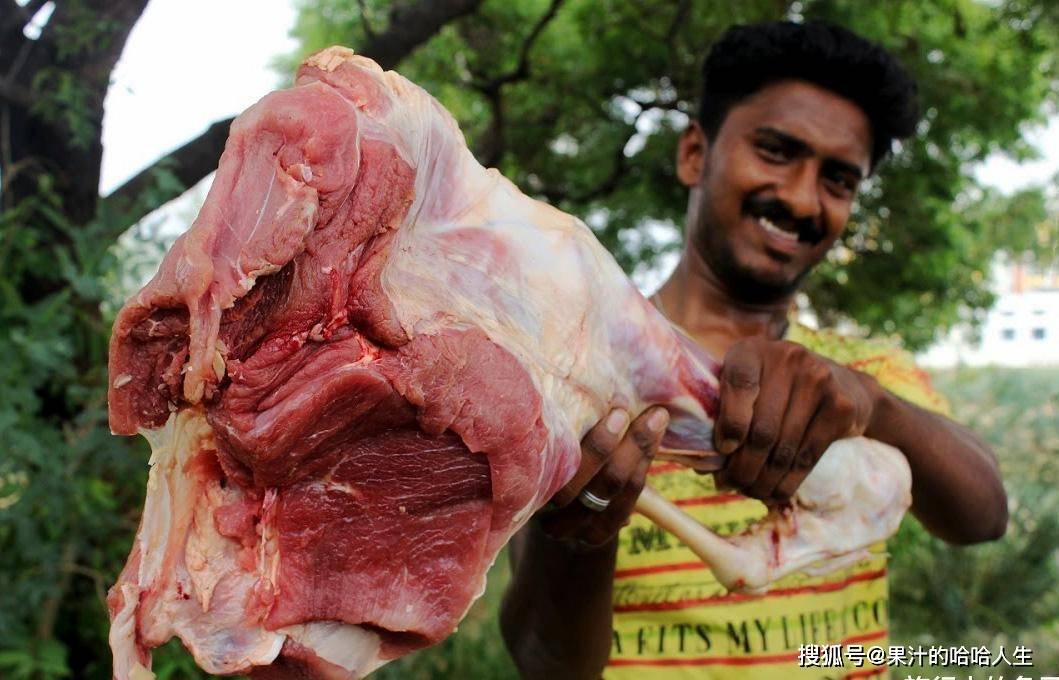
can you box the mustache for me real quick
[743,196,825,244]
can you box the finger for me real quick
[542,408,668,546]
[604,434,658,528]
[748,377,821,499]
[539,421,660,547]
[579,407,669,507]
[720,366,790,495]
[773,406,847,500]
[552,408,630,507]
[578,413,666,546]
[714,344,762,455]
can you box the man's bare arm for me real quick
[864,384,1007,544]
[500,525,618,679]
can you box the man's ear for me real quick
[677,121,709,187]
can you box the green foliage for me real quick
[27,0,123,151]
[967,184,1059,265]
[3,3,1057,679]
[0,638,70,680]
[889,366,1059,673]
[0,174,152,679]
[933,366,1059,482]
[47,3,123,63]
[289,0,1059,350]
[30,69,98,151]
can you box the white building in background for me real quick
[919,259,1059,367]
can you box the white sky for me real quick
[975,116,1059,192]
[100,0,1058,197]
[100,0,298,194]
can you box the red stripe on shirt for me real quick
[672,493,746,507]
[614,568,887,613]
[607,630,887,667]
[615,561,705,579]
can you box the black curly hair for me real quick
[699,21,920,170]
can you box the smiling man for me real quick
[500,21,1008,679]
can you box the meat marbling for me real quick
[106,47,911,679]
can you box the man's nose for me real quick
[777,163,822,221]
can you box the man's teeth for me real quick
[759,216,798,242]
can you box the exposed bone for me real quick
[635,437,912,592]
[635,484,767,590]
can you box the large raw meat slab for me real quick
[106,46,719,678]
[106,47,911,679]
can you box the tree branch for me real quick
[0,78,35,108]
[102,0,485,233]
[625,0,668,43]
[539,117,636,206]
[1,0,150,226]
[468,0,564,166]
[356,0,376,41]
[62,1,151,108]
[99,117,232,237]
[540,139,630,205]
[0,4,37,89]
[1,0,47,38]
[474,88,504,168]
[665,0,690,45]
[476,0,563,91]
[361,0,484,70]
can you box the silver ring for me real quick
[578,489,611,512]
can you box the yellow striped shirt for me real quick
[606,324,947,679]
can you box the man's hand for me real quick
[714,337,880,502]
[536,407,669,549]
[502,407,667,680]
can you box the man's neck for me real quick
[653,249,792,359]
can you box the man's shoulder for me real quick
[786,321,950,415]
[786,321,898,363]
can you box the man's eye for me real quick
[755,141,789,162]
[825,172,857,196]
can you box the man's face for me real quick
[678,80,872,303]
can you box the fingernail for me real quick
[647,408,668,432]
[718,439,739,454]
[606,409,629,434]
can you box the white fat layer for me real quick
[114,412,287,678]
[110,583,145,680]
[279,622,387,676]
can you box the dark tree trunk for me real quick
[101,0,486,237]
[1,0,149,223]
[3,0,485,238]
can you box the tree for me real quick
[290,0,1059,349]
[1,1,1057,677]
[101,0,486,230]
[0,1,485,677]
